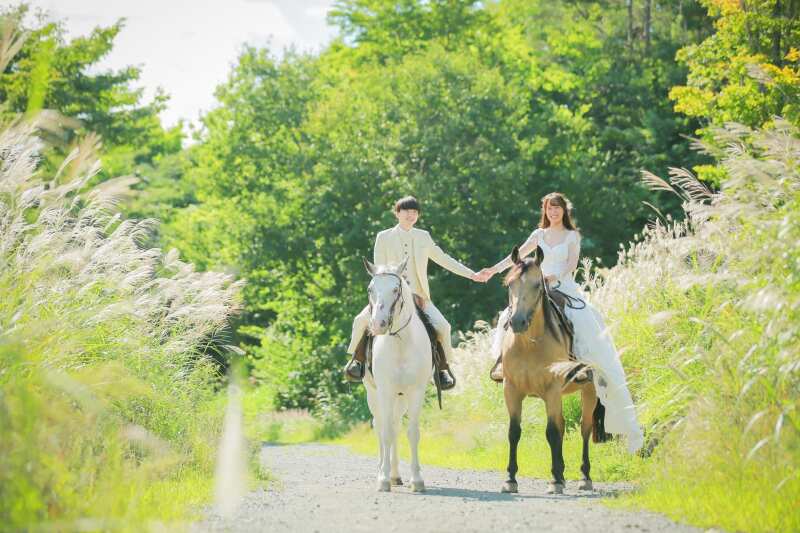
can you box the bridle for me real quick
[369,272,413,337]
[508,269,546,321]
[507,268,586,330]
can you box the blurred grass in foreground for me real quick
[0,110,242,529]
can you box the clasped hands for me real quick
[470,267,497,283]
[471,268,558,285]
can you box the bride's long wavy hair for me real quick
[538,192,578,230]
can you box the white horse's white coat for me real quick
[363,259,432,492]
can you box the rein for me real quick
[371,272,413,337]
[548,280,587,309]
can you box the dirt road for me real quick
[194,443,704,533]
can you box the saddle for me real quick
[500,289,576,357]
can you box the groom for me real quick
[344,196,486,389]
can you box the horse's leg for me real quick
[405,386,427,492]
[544,387,566,494]
[365,384,384,479]
[376,391,395,492]
[501,381,525,493]
[578,384,598,490]
[390,396,406,486]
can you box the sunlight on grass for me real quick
[243,386,325,445]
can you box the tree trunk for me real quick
[772,0,783,67]
[644,0,652,55]
[627,0,634,46]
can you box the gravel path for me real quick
[195,443,702,533]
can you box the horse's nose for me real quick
[510,315,530,333]
[380,320,387,327]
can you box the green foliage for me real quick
[329,0,490,61]
[670,0,800,181]
[0,4,182,178]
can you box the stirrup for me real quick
[571,366,593,385]
[435,369,456,391]
[343,358,364,382]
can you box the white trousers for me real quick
[347,299,453,363]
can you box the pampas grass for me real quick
[0,99,242,529]
[587,120,800,532]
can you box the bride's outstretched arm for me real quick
[479,229,540,280]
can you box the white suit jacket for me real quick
[374,225,475,301]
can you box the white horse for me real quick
[362,258,432,493]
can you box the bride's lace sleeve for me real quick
[491,228,541,273]
[558,231,581,279]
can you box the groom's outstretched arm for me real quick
[425,232,480,281]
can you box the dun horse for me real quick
[362,258,432,492]
[498,245,606,494]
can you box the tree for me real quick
[329,0,489,62]
[0,4,182,175]
[670,0,800,142]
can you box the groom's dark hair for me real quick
[394,196,421,213]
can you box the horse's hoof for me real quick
[546,482,564,495]
[578,479,593,491]
[391,477,403,486]
[501,481,518,493]
[378,480,391,492]
[411,481,426,492]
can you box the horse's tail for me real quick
[592,399,612,443]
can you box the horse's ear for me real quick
[363,257,376,276]
[511,246,521,265]
[534,245,544,265]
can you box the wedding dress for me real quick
[491,228,644,453]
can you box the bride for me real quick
[479,192,644,454]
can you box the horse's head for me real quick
[363,257,409,336]
[504,245,546,333]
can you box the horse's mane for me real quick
[503,258,539,286]
[373,264,396,276]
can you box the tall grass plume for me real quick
[0,106,242,528]
[584,120,800,533]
